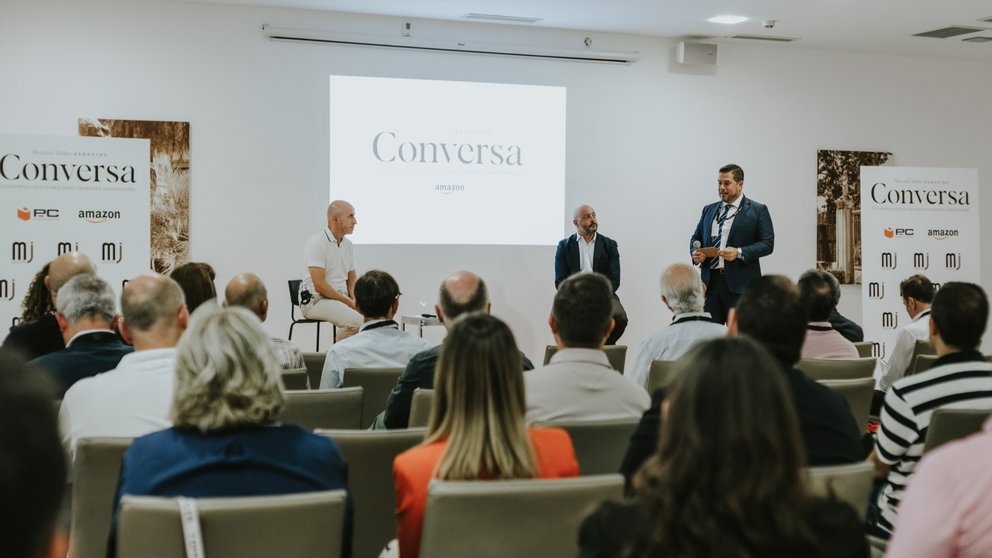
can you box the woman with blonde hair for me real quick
[392,313,579,558]
[108,304,349,555]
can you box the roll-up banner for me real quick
[0,134,151,337]
[860,166,980,361]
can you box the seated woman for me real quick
[169,261,217,313]
[579,336,868,558]
[108,304,349,556]
[393,313,579,558]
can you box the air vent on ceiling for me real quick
[962,36,992,43]
[461,13,543,24]
[913,26,984,39]
[726,35,797,42]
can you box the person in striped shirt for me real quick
[868,282,992,538]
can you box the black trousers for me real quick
[607,295,628,345]
[703,271,739,325]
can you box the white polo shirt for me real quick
[301,227,355,298]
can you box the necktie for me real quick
[710,204,731,269]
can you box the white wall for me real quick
[3,0,990,361]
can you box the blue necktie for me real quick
[710,204,731,268]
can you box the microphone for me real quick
[691,240,701,250]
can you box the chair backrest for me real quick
[288,279,302,308]
[647,359,678,393]
[342,367,404,428]
[911,354,939,376]
[279,387,364,430]
[409,388,435,428]
[807,462,875,521]
[420,475,624,558]
[302,351,326,391]
[818,377,875,434]
[538,419,639,475]
[543,345,628,372]
[905,339,936,377]
[795,357,876,381]
[70,437,134,558]
[316,428,427,558]
[923,408,992,454]
[116,490,348,558]
[281,368,310,390]
[853,341,873,358]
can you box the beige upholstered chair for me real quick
[543,345,628,372]
[911,354,939,376]
[647,359,678,393]
[408,388,435,428]
[807,462,875,520]
[796,357,876,381]
[116,490,348,558]
[280,367,310,390]
[69,437,134,558]
[278,387,363,430]
[923,408,992,454]
[316,428,427,558]
[853,341,874,358]
[302,351,326,391]
[819,377,875,434]
[342,367,404,428]
[538,419,639,475]
[419,475,624,558]
[904,339,936,377]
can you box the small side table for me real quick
[400,315,441,337]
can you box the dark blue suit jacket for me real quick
[29,330,132,398]
[690,196,774,294]
[555,233,621,292]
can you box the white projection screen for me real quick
[329,76,566,245]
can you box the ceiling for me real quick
[181,0,992,62]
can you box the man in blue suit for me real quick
[690,164,775,324]
[555,204,627,344]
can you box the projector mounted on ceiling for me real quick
[261,25,639,64]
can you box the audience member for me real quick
[59,275,188,459]
[108,304,350,556]
[829,307,864,343]
[393,313,578,558]
[29,274,132,397]
[868,282,992,539]
[2,252,96,361]
[625,263,725,388]
[886,415,992,557]
[319,270,430,389]
[798,269,859,359]
[525,273,649,422]
[169,261,217,313]
[377,271,534,429]
[224,272,304,370]
[0,353,68,558]
[19,262,55,322]
[876,274,934,392]
[579,337,868,558]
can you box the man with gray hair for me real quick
[625,263,726,389]
[224,272,304,371]
[29,273,132,397]
[2,251,97,361]
[59,274,188,458]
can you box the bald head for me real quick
[660,263,705,314]
[437,271,489,324]
[573,204,593,220]
[121,275,187,349]
[224,273,268,321]
[46,252,96,301]
[327,200,357,239]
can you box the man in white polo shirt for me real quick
[299,200,363,337]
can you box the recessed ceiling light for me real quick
[963,36,992,43]
[708,15,749,25]
[461,13,543,24]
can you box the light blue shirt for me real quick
[320,319,431,388]
[625,312,726,389]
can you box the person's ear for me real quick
[178,305,189,330]
[548,315,558,335]
[726,308,738,336]
[601,318,616,345]
[55,313,69,333]
[435,304,444,324]
[118,318,134,345]
[260,299,269,321]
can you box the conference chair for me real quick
[408,388,435,428]
[278,387,364,430]
[316,428,427,558]
[342,367,404,428]
[69,437,134,558]
[647,359,678,393]
[288,279,333,351]
[419,474,624,558]
[116,490,348,558]
[280,367,310,390]
[819,377,875,435]
[302,351,326,390]
[923,408,992,454]
[904,339,936,377]
[854,341,874,358]
[538,418,639,475]
[807,462,875,521]
[796,357,876,381]
[543,345,628,373]
[911,354,939,376]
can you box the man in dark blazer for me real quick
[690,164,774,324]
[555,204,627,344]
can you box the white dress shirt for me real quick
[320,319,432,388]
[578,233,597,273]
[876,309,932,391]
[710,193,743,269]
[625,312,726,389]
